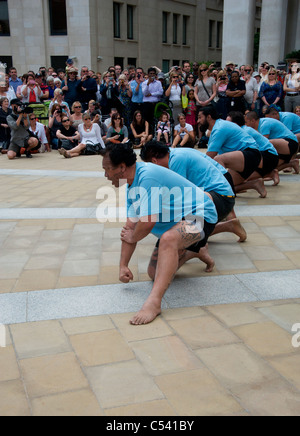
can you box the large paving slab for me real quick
[0,149,299,416]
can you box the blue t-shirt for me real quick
[130,80,144,104]
[208,119,258,155]
[169,148,234,197]
[127,162,218,238]
[279,112,300,134]
[259,118,298,142]
[242,126,278,156]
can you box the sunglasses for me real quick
[74,106,81,109]
[62,119,69,123]
[200,69,208,72]
[269,73,276,75]
[30,117,36,121]
[84,117,91,120]
[115,117,121,120]
[244,70,251,72]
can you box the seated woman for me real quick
[59,112,105,158]
[48,103,64,149]
[106,112,129,144]
[130,110,152,148]
[56,115,80,150]
[172,113,195,148]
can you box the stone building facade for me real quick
[0,0,299,73]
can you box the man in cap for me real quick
[6,99,39,159]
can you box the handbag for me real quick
[84,140,104,155]
[182,94,188,109]
[201,80,217,110]
[60,138,77,150]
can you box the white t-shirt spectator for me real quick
[175,122,194,139]
[29,121,48,152]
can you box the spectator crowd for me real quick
[0,58,299,168]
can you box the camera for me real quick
[137,73,141,79]
[18,104,34,115]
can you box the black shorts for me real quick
[238,148,262,180]
[256,151,279,177]
[209,191,236,222]
[278,139,299,163]
[223,172,236,195]
[155,219,216,254]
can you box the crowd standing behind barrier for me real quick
[0,60,300,158]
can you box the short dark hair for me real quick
[245,111,259,121]
[148,67,157,75]
[140,140,170,162]
[105,143,137,168]
[199,106,219,120]
[228,111,245,127]
[264,106,279,116]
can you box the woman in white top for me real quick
[59,112,105,158]
[165,71,185,122]
[284,62,300,113]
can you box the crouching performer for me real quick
[102,143,218,325]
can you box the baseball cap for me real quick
[10,98,22,106]
[66,58,74,65]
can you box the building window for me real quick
[114,2,121,38]
[49,0,67,36]
[0,0,10,36]
[216,21,222,49]
[183,16,189,46]
[209,20,215,48]
[0,56,12,73]
[50,55,68,72]
[114,57,124,70]
[162,60,170,74]
[162,12,168,43]
[127,5,134,40]
[173,14,179,44]
[128,58,136,67]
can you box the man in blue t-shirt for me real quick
[140,141,247,243]
[265,107,300,143]
[245,111,299,174]
[227,111,280,186]
[102,143,218,325]
[198,107,267,198]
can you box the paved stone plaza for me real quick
[0,151,300,416]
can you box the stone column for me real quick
[222,0,256,67]
[258,0,288,67]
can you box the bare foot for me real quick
[231,219,247,242]
[291,159,300,175]
[198,244,215,273]
[283,167,292,173]
[271,169,280,186]
[254,179,267,198]
[130,299,162,325]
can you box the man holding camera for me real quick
[6,99,39,159]
[76,66,97,111]
[130,67,145,116]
